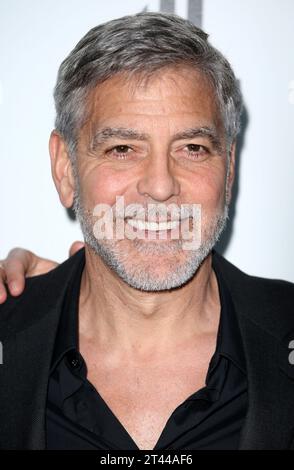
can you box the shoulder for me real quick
[212,250,294,339]
[0,248,85,339]
[0,274,49,335]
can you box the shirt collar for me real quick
[211,249,247,375]
[50,249,85,372]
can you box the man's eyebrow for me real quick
[172,127,223,152]
[91,126,223,152]
[91,127,149,149]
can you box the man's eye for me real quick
[107,145,132,159]
[185,144,209,159]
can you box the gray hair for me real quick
[53,11,243,160]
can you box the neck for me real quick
[78,246,220,361]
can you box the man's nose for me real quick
[136,153,180,202]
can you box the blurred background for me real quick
[0,0,293,281]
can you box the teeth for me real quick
[127,219,181,231]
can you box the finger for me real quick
[69,241,85,257]
[0,263,8,304]
[4,248,32,297]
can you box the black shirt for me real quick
[46,251,248,450]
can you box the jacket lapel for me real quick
[212,250,294,449]
[0,309,60,449]
[237,313,294,449]
[0,250,85,449]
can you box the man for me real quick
[0,11,294,450]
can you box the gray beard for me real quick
[73,191,229,292]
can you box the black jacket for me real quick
[0,248,294,449]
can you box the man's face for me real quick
[68,67,234,291]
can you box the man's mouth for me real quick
[126,219,180,231]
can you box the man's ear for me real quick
[49,130,75,208]
[226,141,236,205]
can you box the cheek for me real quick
[79,166,130,207]
[187,169,226,211]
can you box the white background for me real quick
[0,0,293,281]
